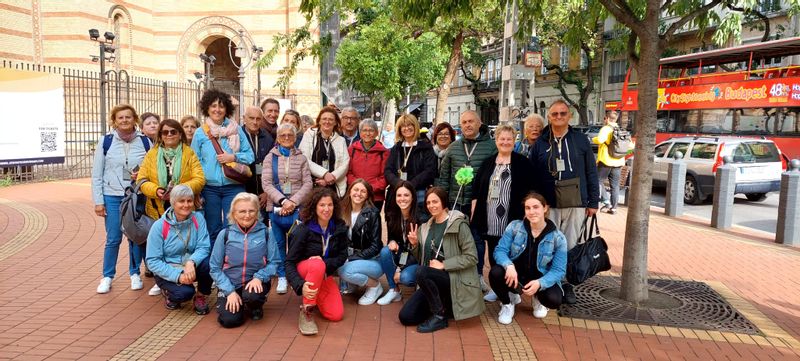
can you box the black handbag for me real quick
[566,215,611,285]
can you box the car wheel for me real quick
[683,175,702,205]
[745,193,767,202]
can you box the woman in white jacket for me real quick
[298,106,349,198]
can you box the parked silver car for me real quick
[652,136,784,204]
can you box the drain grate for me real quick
[558,276,761,335]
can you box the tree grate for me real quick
[558,276,762,335]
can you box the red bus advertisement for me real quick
[611,37,800,162]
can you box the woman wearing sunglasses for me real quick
[138,118,207,297]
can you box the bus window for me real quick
[690,143,717,159]
[667,142,690,159]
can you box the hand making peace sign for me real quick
[407,223,419,246]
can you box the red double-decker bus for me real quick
[612,37,800,162]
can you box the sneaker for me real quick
[563,283,577,305]
[479,277,489,292]
[483,289,498,302]
[497,303,516,325]
[193,294,210,315]
[358,284,383,305]
[96,277,112,294]
[298,305,318,335]
[148,284,161,296]
[161,289,180,310]
[251,307,264,321]
[509,292,522,305]
[600,202,611,212]
[608,208,617,215]
[276,277,288,294]
[417,315,448,333]
[130,274,143,290]
[532,297,548,319]
[377,288,402,305]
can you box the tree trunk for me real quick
[577,106,589,125]
[619,25,661,306]
[434,31,465,125]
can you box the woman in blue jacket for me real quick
[191,89,255,243]
[490,192,567,325]
[210,192,280,328]
[145,185,212,314]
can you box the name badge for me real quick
[399,171,408,181]
[347,247,354,257]
[556,159,566,172]
[282,182,292,195]
[255,164,263,174]
[322,160,329,169]
[489,183,500,200]
[122,170,131,181]
[399,252,409,266]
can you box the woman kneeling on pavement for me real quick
[285,187,348,335]
[145,185,212,314]
[490,192,567,325]
[377,181,421,305]
[398,187,484,333]
[337,179,384,305]
[210,192,280,328]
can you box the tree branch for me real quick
[627,32,640,69]
[663,0,723,42]
[725,3,771,42]
[598,0,645,35]
[661,0,674,12]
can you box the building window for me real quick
[760,0,781,12]
[608,59,627,84]
[560,46,569,70]
[494,59,501,80]
[580,51,588,70]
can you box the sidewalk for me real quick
[0,179,798,360]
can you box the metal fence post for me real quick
[665,151,686,217]
[776,159,800,246]
[162,81,169,119]
[711,156,736,229]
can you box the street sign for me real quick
[525,51,542,68]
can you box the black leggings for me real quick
[398,267,454,325]
[216,281,271,328]
[488,264,563,309]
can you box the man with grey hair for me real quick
[242,106,274,219]
[340,106,361,146]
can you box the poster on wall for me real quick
[0,69,65,166]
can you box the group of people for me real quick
[92,87,625,335]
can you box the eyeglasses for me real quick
[161,129,179,136]
[550,111,569,117]
[278,133,295,138]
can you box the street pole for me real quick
[99,42,107,134]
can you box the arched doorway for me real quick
[203,37,241,97]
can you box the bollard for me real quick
[776,159,800,246]
[711,156,736,229]
[665,151,686,217]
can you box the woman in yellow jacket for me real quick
[138,118,206,295]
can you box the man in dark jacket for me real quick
[436,110,497,288]
[529,99,599,304]
[242,106,275,220]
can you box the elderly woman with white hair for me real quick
[346,118,389,210]
[146,184,213,314]
[210,192,280,328]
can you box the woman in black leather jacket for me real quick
[337,179,385,305]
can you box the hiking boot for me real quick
[377,288,402,305]
[298,305,318,335]
[563,283,577,305]
[96,277,112,294]
[161,289,180,310]
[130,274,143,290]
[417,315,448,333]
[276,277,288,294]
[194,294,210,315]
[251,307,264,321]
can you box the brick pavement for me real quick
[1,179,799,360]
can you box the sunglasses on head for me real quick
[161,129,179,136]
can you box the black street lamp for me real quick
[252,45,264,105]
[89,28,116,133]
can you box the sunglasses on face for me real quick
[550,111,569,117]
[161,129,179,136]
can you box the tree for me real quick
[255,23,329,97]
[460,37,489,109]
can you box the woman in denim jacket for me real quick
[490,192,567,325]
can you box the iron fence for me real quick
[0,59,292,184]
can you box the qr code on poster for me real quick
[40,131,57,152]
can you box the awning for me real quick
[406,102,423,112]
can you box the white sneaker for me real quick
[479,277,490,292]
[509,292,522,305]
[483,289,498,302]
[532,297,549,319]
[276,277,288,294]
[97,277,112,294]
[130,274,143,290]
[358,284,383,305]
[377,288,402,305]
[148,284,161,296]
[498,303,515,325]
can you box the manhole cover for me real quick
[559,276,761,335]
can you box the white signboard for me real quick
[0,69,66,166]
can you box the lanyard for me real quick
[321,232,332,258]
[401,144,415,170]
[122,140,131,170]
[248,131,259,154]
[178,225,192,255]
[283,154,291,183]
[463,142,477,164]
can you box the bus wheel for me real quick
[684,175,702,205]
[745,193,767,202]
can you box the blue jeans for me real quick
[102,195,144,278]
[202,184,245,244]
[379,246,419,289]
[338,258,383,287]
[597,164,622,208]
[269,210,299,277]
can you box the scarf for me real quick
[157,145,183,188]
[278,145,292,156]
[204,118,241,152]
[312,130,336,173]
[116,129,137,143]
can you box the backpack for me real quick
[120,178,156,245]
[609,125,633,158]
[103,134,151,156]
[160,214,200,240]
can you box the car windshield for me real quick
[730,142,781,163]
